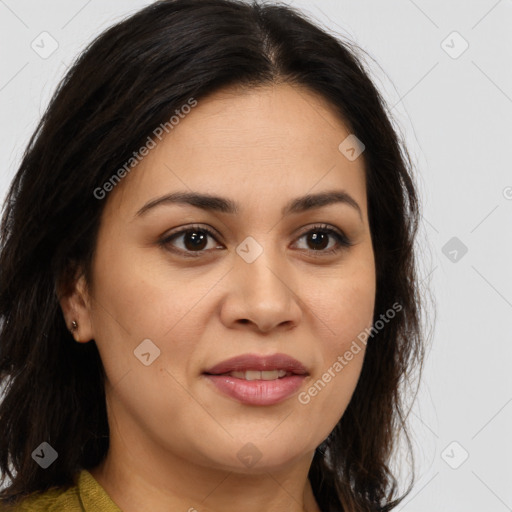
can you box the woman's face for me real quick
[75,83,375,474]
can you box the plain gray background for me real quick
[1,1,511,510]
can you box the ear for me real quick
[58,270,95,344]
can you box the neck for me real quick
[90,432,321,512]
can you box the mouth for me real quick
[203,352,309,377]
[210,369,296,380]
[202,353,309,405]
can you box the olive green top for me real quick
[2,469,121,511]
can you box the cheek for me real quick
[88,243,222,382]
[297,266,375,421]
[310,266,376,352]
[87,250,213,447]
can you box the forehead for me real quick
[105,83,367,219]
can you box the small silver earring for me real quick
[71,320,78,331]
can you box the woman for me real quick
[0,0,428,510]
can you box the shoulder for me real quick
[1,483,81,511]
[1,468,120,512]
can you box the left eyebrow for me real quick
[135,189,363,221]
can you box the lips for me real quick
[202,353,309,406]
[203,353,309,376]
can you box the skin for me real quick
[60,82,376,512]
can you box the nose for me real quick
[219,243,303,334]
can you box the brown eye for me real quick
[160,226,223,257]
[305,231,330,251]
[294,224,352,255]
[159,223,352,259]
[180,230,209,251]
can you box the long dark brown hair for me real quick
[0,1,429,510]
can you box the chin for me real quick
[202,439,313,474]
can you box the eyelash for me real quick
[159,223,353,259]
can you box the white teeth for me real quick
[246,370,264,381]
[228,369,288,380]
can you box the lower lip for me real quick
[203,374,306,405]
